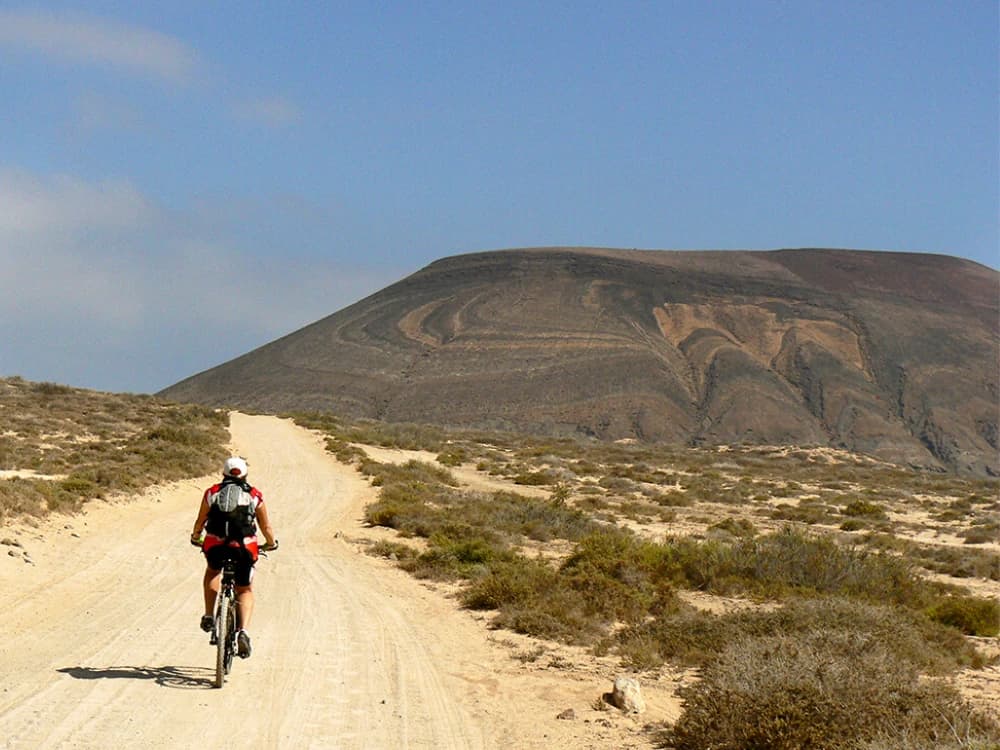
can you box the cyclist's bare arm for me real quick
[256,503,277,548]
[191,495,210,544]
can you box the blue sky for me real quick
[1,2,996,393]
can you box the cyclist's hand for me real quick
[261,539,279,553]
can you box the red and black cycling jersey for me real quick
[200,479,265,560]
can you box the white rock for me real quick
[610,675,645,714]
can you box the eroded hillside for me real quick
[160,248,998,475]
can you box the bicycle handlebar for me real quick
[188,537,279,553]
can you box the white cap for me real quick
[223,456,248,478]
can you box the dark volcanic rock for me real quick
[160,248,999,475]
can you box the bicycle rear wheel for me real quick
[214,590,231,688]
[223,598,236,675]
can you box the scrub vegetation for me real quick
[0,376,228,521]
[294,412,1000,750]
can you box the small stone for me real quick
[8,549,20,558]
[556,708,576,720]
[1,537,20,547]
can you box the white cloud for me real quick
[0,9,201,82]
[0,170,395,391]
[0,170,153,235]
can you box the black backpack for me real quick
[206,478,257,542]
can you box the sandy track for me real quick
[0,414,491,749]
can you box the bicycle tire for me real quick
[215,589,230,688]
[223,598,236,675]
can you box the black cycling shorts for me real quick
[205,545,255,587]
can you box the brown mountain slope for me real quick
[160,248,999,475]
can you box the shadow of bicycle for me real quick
[57,664,214,689]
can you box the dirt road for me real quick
[0,414,504,749]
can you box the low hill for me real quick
[160,247,998,476]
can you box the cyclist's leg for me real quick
[235,585,254,630]
[203,546,228,617]
[234,550,256,630]
[203,566,221,616]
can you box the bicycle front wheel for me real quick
[214,591,231,688]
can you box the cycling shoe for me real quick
[237,630,252,659]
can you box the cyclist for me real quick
[190,456,277,659]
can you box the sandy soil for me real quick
[0,414,676,749]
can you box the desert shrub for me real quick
[361,459,457,487]
[568,459,602,476]
[659,631,999,750]
[323,437,366,464]
[935,499,976,522]
[32,381,73,396]
[872,536,1000,581]
[654,528,936,608]
[734,529,928,605]
[598,475,639,493]
[462,558,604,642]
[0,378,229,522]
[400,532,514,580]
[839,518,867,531]
[0,478,50,516]
[436,447,468,466]
[367,540,418,561]
[462,557,560,610]
[650,490,693,507]
[962,521,998,545]
[926,595,1000,637]
[513,470,555,486]
[363,466,597,546]
[708,517,757,538]
[559,528,680,623]
[549,483,571,505]
[842,499,888,520]
[615,597,982,673]
[343,420,450,451]
[769,503,833,525]
[464,491,597,542]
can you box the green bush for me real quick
[708,517,757,538]
[436,448,468,466]
[926,595,1000,637]
[461,557,604,642]
[513,470,555,486]
[401,532,513,580]
[842,499,888,520]
[560,528,679,623]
